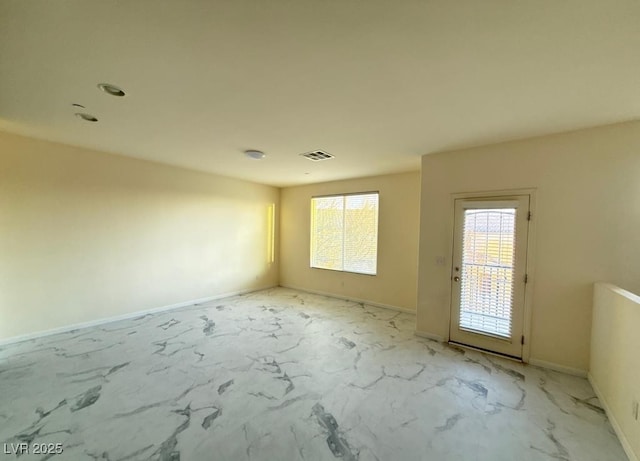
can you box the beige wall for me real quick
[280,172,420,311]
[0,131,279,341]
[417,121,640,372]
[590,283,640,461]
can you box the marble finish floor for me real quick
[0,288,628,461]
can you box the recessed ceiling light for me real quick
[97,83,126,97]
[72,103,85,108]
[245,150,266,160]
[75,113,98,122]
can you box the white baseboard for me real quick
[589,373,638,461]
[414,330,445,342]
[528,358,587,378]
[0,285,277,347]
[413,335,589,378]
[278,284,416,315]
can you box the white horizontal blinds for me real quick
[310,193,379,275]
[344,193,378,275]
[311,196,344,271]
[459,208,516,338]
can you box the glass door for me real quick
[449,196,530,358]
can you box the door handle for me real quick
[453,276,460,282]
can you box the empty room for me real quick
[1,1,639,460]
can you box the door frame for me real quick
[446,188,537,363]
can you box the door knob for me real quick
[453,276,460,282]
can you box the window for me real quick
[310,192,379,275]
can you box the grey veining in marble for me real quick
[0,288,628,460]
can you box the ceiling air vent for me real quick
[300,150,334,161]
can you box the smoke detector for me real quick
[245,150,266,160]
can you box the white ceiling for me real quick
[1,0,639,187]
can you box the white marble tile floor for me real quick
[0,288,628,460]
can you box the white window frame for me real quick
[310,191,379,276]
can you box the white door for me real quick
[449,196,530,358]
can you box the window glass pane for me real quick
[311,196,344,270]
[344,194,378,274]
[459,209,516,338]
[310,193,378,275]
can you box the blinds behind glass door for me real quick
[459,208,516,338]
